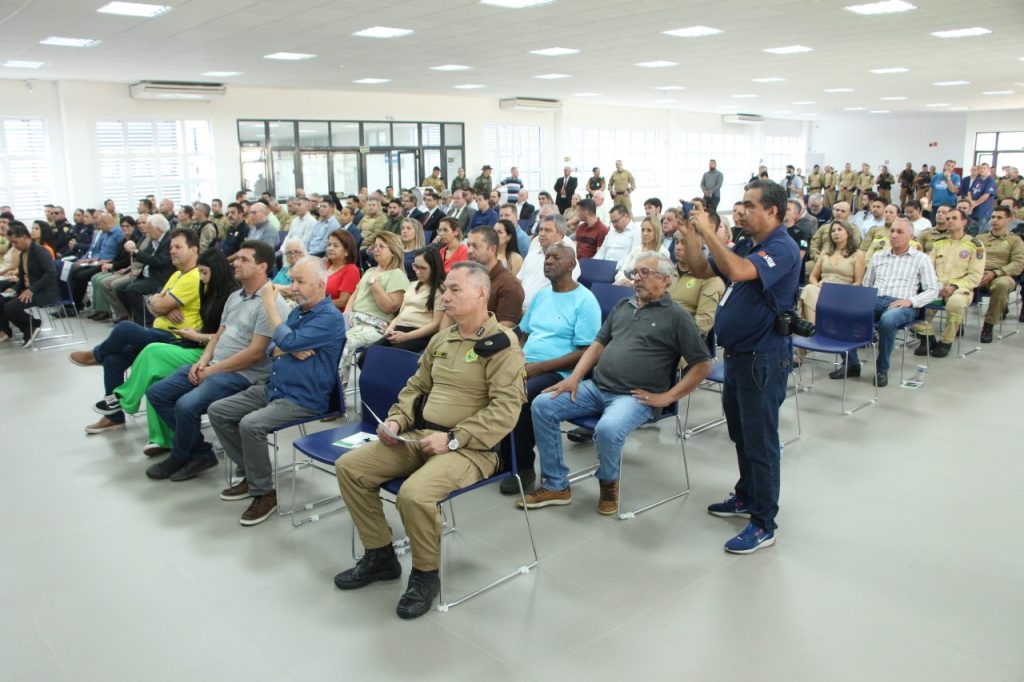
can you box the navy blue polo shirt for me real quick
[709,226,800,353]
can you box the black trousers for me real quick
[0,296,38,337]
[70,264,102,308]
[117,277,162,324]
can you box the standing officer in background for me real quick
[701,159,724,214]
[608,160,636,216]
[807,165,823,201]
[554,166,578,215]
[822,165,838,207]
[899,162,917,207]
[678,179,800,554]
[838,163,857,205]
[334,261,526,620]
[855,163,875,204]
[876,165,894,205]
[473,165,493,197]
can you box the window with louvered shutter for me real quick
[569,127,665,207]
[0,118,54,218]
[481,124,546,193]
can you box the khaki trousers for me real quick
[983,276,1016,325]
[824,189,836,207]
[920,290,972,343]
[336,432,498,571]
[612,192,632,215]
[838,189,854,205]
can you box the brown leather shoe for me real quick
[598,480,619,515]
[69,350,97,367]
[220,479,251,501]
[240,491,277,526]
[84,416,125,434]
[514,486,571,509]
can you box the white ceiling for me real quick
[1,0,1023,119]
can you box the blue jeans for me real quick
[847,296,916,374]
[146,365,252,464]
[722,347,791,532]
[531,379,653,490]
[92,322,175,421]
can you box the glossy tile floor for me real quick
[2,316,1023,682]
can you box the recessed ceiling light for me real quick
[480,0,554,7]
[844,1,915,15]
[353,26,413,38]
[529,47,578,56]
[844,107,866,111]
[3,60,44,68]
[202,70,241,77]
[880,96,907,100]
[635,60,677,68]
[264,52,315,60]
[925,103,950,107]
[454,84,485,89]
[869,67,909,74]
[931,27,991,38]
[870,110,890,113]
[732,94,758,98]
[97,1,170,17]
[353,78,390,84]
[752,77,786,83]
[654,85,685,91]
[950,106,969,111]
[534,73,570,79]
[933,80,969,86]
[431,64,471,71]
[653,99,677,103]
[764,45,813,54]
[792,100,816,105]
[983,90,1014,95]
[40,36,99,47]
[662,26,722,38]
[574,92,601,97]
[823,87,855,93]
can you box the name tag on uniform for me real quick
[432,349,448,359]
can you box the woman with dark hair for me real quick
[369,246,446,355]
[31,220,56,259]
[798,218,864,361]
[494,218,523,275]
[325,228,360,309]
[103,249,238,453]
[435,216,468,273]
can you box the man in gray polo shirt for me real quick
[519,251,712,515]
[145,240,289,482]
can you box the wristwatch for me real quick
[447,430,459,451]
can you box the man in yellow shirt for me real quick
[69,228,203,434]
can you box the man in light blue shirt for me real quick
[307,197,340,257]
[930,160,961,209]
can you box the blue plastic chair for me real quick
[793,282,879,414]
[589,282,634,322]
[288,345,421,526]
[578,258,618,288]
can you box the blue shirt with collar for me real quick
[468,208,498,231]
[89,226,124,261]
[969,175,998,220]
[307,216,340,256]
[266,296,346,413]
[709,226,800,354]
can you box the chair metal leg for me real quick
[842,345,879,415]
[615,419,691,520]
[289,443,347,528]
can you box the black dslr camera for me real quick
[774,309,815,337]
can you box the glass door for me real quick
[331,151,360,195]
[300,152,329,195]
[240,147,268,196]
[366,152,391,193]
[395,150,420,191]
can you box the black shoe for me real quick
[828,365,860,380]
[89,311,111,321]
[875,372,888,388]
[169,455,218,482]
[396,568,440,620]
[146,457,186,480]
[93,395,122,416]
[914,334,931,356]
[334,545,402,590]
[929,341,952,358]
[1019,308,1024,323]
[499,468,536,495]
[980,323,993,343]
[566,427,593,444]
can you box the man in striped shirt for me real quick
[829,218,939,387]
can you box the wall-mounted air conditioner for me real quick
[499,97,562,111]
[129,81,227,101]
[722,113,764,125]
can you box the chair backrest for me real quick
[578,258,617,288]
[589,282,633,321]
[53,259,74,306]
[423,230,434,244]
[815,283,878,344]
[277,231,287,248]
[358,345,422,432]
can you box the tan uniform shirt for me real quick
[931,234,985,292]
[807,171,822,191]
[859,224,889,252]
[359,213,387,242]
[839,171,857,191]
[388,313,526,454]
[917,227,946,255]
[856,172,875,192]
[996,178,1020,202]
[822,170,837,190]
[977,231,1024,278]
[608,170,636,196]
[668,269,724,335]
[275,209,292,233]
[423,176,445,194]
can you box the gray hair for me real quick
[292,255,327,285]
[282,239,306,255]
[635,251,673,276]
[148,213,170,233]
[539,213,567,234]
[890,216,913,233]
[449,260,492,294]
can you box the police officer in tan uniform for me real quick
[807,165,823,199]
[422,166,445,194]
[668,237,724,339]
[822,165,838,207]
[838,163,856,205]
[996,168,1020,203]
[918,207,985,357]
[608,160,636,215]
[917,205,951,255]
[855,163,875,204]
[334,260,526,619]
[977,206,1024,341]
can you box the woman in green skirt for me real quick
[113,248,237,454]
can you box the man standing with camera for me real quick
[678,179,800,554]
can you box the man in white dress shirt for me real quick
[594,205,638,264]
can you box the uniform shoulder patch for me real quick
[474,331,512,357]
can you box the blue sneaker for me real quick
[724,522,775,554]
[707,495,750,518]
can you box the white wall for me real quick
[962,109,1024,166]
[808,113,968,171]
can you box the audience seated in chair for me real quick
[976,206,1023,342]
[519,251,711,515]
[117,214,174,325]
[466,226,524,328]
[87,216,140,322]
[333,261,526,619]
[518,214,581,310]
[210,256,346,527]
[366,245,445,357]
[0,222,57,348]
[798,219,864,360]
[614,217,670,285]
[493,218,523,276]
[324,229,360,310]
[669,234,725,340]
